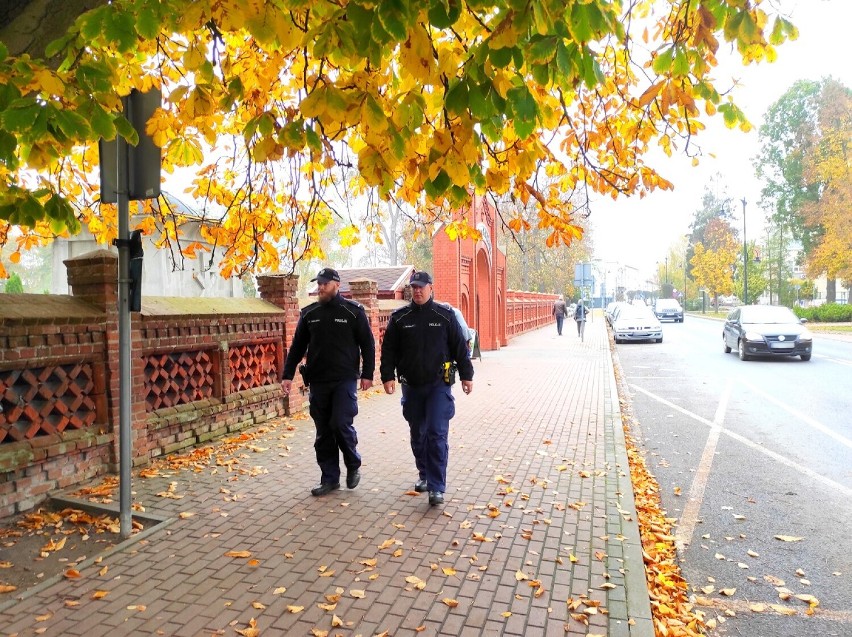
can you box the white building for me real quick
[51,193,243,298]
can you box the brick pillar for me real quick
[64,249,118,311]
[63,249,126,467]
[257,274,303,414]
[349,278,379,383]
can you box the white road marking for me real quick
[629,384,852,499]
[739,379,852,450]
[674,380,731,551]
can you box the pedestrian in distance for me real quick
[552,294,568,335]
[574,298,589,341]
[380,271,474,507]
[282,267,376,497]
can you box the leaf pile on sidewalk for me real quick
[0,507,134,594]
[622,412,707,637]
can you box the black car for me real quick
[722,305,813,361]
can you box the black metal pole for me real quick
[742,198,748,304]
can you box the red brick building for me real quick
[432,195,507,351]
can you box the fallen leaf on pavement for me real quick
[235,617,259,637]
[774,535,803,542]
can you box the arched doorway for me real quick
[475,247,492,348]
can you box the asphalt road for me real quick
[614,314,852,637]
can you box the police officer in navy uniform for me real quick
[380,271,474,506]
[282,267,376,496]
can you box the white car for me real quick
[612,305,663,344]
[605,301,629,326]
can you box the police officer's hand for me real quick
[282,379,292,395]
[461,380,473,395]
[360,378,373,391]
[383,380,395,394]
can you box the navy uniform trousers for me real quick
[308,378,360,484]
[401,380,456,493]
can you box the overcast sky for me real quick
[589,0,851,281]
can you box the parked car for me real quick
[654,298,684,322]
[605,301,629,326]
[722,305,813,361]
[612,305,663,343]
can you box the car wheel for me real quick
[800,353,812,361]
[656,336,663,343]
[738,339,750,361]
[723,336,731,353]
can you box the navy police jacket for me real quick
[282,294,375,383]
[380,298,474,386]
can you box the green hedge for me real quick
[793,303,852,322]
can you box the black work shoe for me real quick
[414,479,428,493]
[311,482,340,497]
[428,491,444,506]
[346,469,361,489]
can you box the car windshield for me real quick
[618,307,655,320]
[740,306,798,324]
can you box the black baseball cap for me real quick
[409,271,433,287]
[311,267,340,283]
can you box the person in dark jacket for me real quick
[380,271,473,506]
[282,267,376,496]
[574,298,589,341]
[552,295,568,335]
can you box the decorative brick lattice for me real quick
[0,364,97,444]
[230,342,279,393]
[144,351,214,411]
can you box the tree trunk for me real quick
[827,278,836,304]
[1,0,105,60]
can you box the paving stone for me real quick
[0,321,654,636]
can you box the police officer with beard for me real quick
[380,271,473,506]
[283,268,375,496]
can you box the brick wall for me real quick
[0,254,303,517]
[1,248,549,517]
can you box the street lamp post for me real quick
[741,197,748,304]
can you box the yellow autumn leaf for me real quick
[350,589,366,599]
[92,590,109,599]
[331,614,344,627]
[286,605,304,613]
[224,550,252,558]
[774,535,804,542]
[442,598,459,608]
[235,616,260,637]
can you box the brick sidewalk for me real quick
[0,315,653,637]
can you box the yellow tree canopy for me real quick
[0,0,798,277]
[801,80,852,282]
[690,218,738,303]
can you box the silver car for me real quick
[612,306,663,343]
